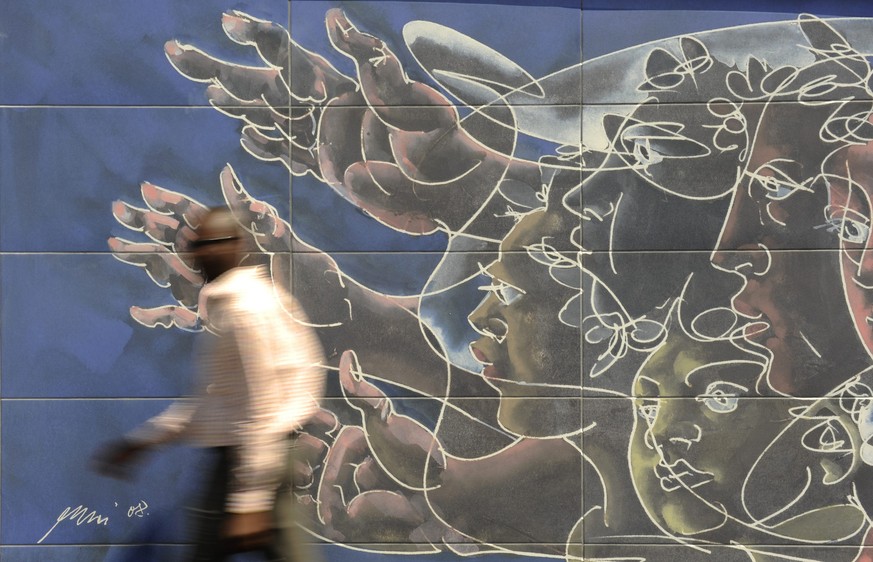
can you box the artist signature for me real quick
[38,500,149,544]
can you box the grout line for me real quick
[0,248,865,255]
[0,103,585,109]
[5,99,873,110]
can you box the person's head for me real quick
[710,18,873,395]
[821,128,873,361]
[581,33,752,382]
[191,208,244,282]
[629,322,869,544]
[468,160,582,438]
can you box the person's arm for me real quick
[125,400,197,446]
[92,400,197,479]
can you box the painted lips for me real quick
[655,458,714,492]
[731,288,777,346]
[470,346,502,380]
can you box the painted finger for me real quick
[291,433,329,489]
[325,10,452,117]
[112,200,191,248]
[129,305,201,331]
[296,432,329,464]
[241,125,290,168]
[165,40,289,107]
[325,9,383,59]
[291,41,356,104]
[140,182,209,230]
[309,408,341,435]
[338,349,446,488]
[222,11,290,73]
[332,490,428,544]
[338,350,390,412]
[346,490,425,530]
[219,165,291,253]
[353,455,395,492]
[317,425,369,529]
[108,237,203,304]
[108,236,201,285]
[207,85,289,130]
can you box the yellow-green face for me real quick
[628,331,866,541]
[468,209,582,437]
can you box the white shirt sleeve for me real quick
[125,399,197,446]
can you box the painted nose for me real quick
[649,419,703,462]
[468,294,508,342]
[711,243,771,277]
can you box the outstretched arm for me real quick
[111,167,501,445]
[165,10,543,238]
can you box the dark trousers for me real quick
[188,436,313,562]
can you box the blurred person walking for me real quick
[94,208,326,561]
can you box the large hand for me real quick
[165,11,354,177]
[167,10,542,237]
[110,164,299,331]
[319,9,543,236]
[298,351,473,552]
[300,351,580,554]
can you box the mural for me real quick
[9,1,873,561]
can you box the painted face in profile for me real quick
[468,207,581,438]
[629,327,868,544]
[711,102,871,395]
[581,77,746,380]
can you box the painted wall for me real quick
[5,1,873,560]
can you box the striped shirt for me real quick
[127,266,326,512]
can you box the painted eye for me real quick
[758,175,795,200]
[821,206,871,245]
[497,284,525,305]
[478,280,525,306]
[697,381,746,413]
[837,218,870,244]
[749,161,806,201]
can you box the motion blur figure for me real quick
[94,208,327,561]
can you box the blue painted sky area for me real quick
[584,0,870,15]
[1,400,205,545]
[0,107,289,252]
[0,254,197,398]
[0,0,287,105]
